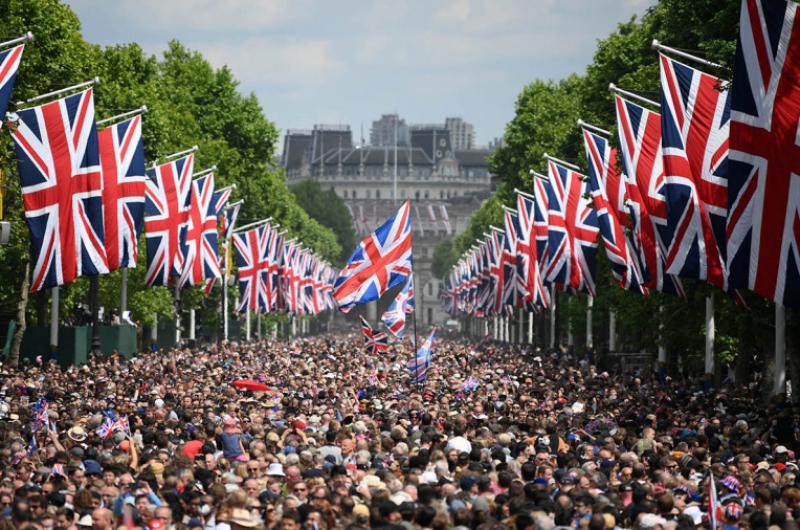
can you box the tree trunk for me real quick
[9,256,30,367]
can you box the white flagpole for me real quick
[0,32,33,51]
[17,77,99,107]
[188,309,195,342]
[609,83,661,108]
[120,268,128,316]
[223,239,230,342]
[543,152,581,172]
[528,310,534,344]
[586,295,594,350]
[549,285,556,349]
[651,39,724,70]
[609,310,617,352]
[49,287,59,356]
[705,294,715,375]
[775,303,786,395]
[245,307,251,341]
[658,304,667,364]
[96,105,147,126]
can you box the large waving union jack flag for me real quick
[0,43,25,130]
[144,153,194,286]
[581,127,646,293]
[381,275,415,337]
[516,193,549,309]
[11,87,109,291]
[543,160,599,295]
[487,230,505,315]
[233,225,270,313]
[98,115,146,272]
[615,95,685,296]
[179,174,222,288]
[360,316,389,355]
[201,186,233,295]
[660,53,730,290]
[728,0,800,307]
[334,201,413,312]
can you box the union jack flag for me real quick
[462,375,479,392]
[11,87,109,291]
[659,53,730,289]
[360,316,389,354]
[334,201,413,312]
[516,193,549,309]
[407,329,435,384]
[533,176,551,282]
[98,115,146,271]
[179,174,221,287]
[381,275,415,337]
[281,240,300,313]
[581,127,646,293]
[502,210,523,310]
[615,95,685,296]
[267,227,284,311]
[727,0,800,307]
[96,414,114,439]
[0,43,25,130]
[487,230,506,315]
[543,160,599,295]
[202,189,234,295]
[233,225,269,313]
[144,153,194,286]
[32,397,48,432]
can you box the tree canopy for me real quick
[0,0,340,349]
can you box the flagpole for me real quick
[775,303,786,395]
[608,83,661,109]
[174,281,181,347]
[192,165,217,178]
[651,39,724,70]
[120,268,128,317]
[96,105,147,126]
[50,287,58,359]
[88,275,102,357]
[0,31,33,52]
[233,217,273,233]
[148,146,198,170]
[17,77,99,108]
[223,235,230,342]
[412,270,420,389]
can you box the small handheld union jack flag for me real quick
[360,316,389,355]
[334,201,413,312]
[407,329,435,384]
[381,275,415,338]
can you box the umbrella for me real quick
[232,380,269,392]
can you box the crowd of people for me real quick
[0,332,797,530]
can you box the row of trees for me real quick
[434,0,795,379]
[0,0,343,354]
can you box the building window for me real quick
[427,307,433,324]
[376,189,381,199]
[352,190,357,199]
[366,190,371,199]
[428,283,433,296]
[424,191,429,199]
[342,190,348,198]
[415,191,420,200]
[439,190,444,199]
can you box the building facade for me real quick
[282,122,493,327]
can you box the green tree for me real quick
[291,179,356,264]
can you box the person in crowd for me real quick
[0,334,797,530]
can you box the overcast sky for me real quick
[65,0,653,147]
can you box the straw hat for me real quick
[68,425,88,442]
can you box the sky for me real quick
[65,0,654,147]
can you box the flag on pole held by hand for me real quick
[407,328,435,383]
[360,316,389,355]
[381,275,415,338]
[334,201,413,312]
